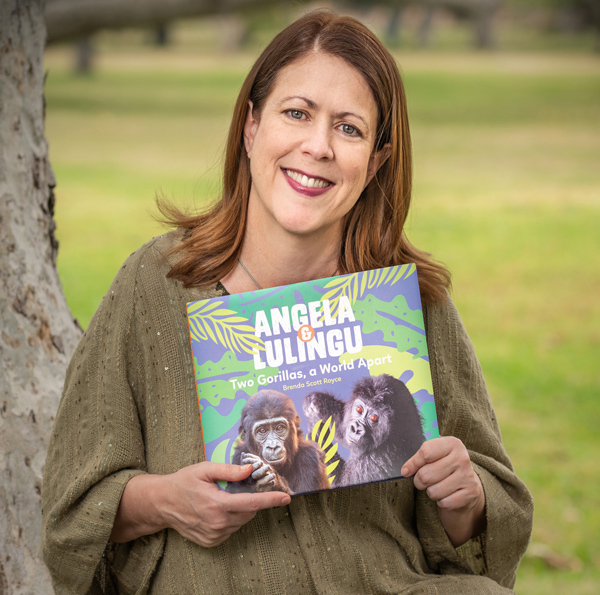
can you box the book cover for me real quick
[186,265,439,496]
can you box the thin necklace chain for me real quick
[238,258,262,290]
[237,257,339,291]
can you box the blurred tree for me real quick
[154,23,170,46]
[75,36,94,73]
[45,0,288,42]
[347,0,503,48]
[420,0,502,48]
[0,1,81,591]
[554,0,600,46]
[46,0,294,74]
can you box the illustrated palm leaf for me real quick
[188,300,264,355]
[321,264,416,319]
[309,416,340,485]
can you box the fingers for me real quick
[411,456,456,491]
[402,436,482,511]
[241,452,261,466]
[223,489,290,512]
[165,462,291,548]
[419,469,466,505]
[200,461,255,483]
[195,462,290,509]
[401,436,456,477]
[251,462,271,481]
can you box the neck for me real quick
[222,227,340,294]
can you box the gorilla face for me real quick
[229,389,330,496]
[344,397,393,455]
[251,416,291,467]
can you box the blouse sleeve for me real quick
[42,248,165,594]
[415,295,533,589]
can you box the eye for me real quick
[355,405,363,414]
[340,123,360,137]
[258,427,267,434]
[286,109,305,120]
[276,424,286,432]
[369,414,378,423]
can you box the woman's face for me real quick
[243,52,388,245]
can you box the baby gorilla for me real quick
[227,389,330,495]
[303,374,425,487]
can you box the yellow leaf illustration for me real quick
[187,305,265,355]
[324,441,338,463]
[311,419,322,442]
[318,416,332,447]
[319,265,415,320]
[326,460,340,475]
[309,416,340,484]
[321,421,336,450]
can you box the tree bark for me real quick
[0,1,81,591]
[45,0,284,43]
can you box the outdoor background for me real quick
[43,1,599,593]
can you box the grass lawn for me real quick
[45,20,599,593]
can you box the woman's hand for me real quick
[402,436,486,547]
[110,462,291,547]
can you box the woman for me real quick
[42,10,533,594]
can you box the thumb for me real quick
[200,462,254,483]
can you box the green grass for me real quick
[45,22,600,594]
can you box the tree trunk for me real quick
[0,1,81,591]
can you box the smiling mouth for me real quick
[283,169,332,189]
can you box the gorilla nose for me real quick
[350,422,363,436]
[265,445,282,457]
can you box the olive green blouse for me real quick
[42,232,533,594]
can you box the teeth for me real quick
[285,169,331,189]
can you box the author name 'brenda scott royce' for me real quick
[252,295,363,369]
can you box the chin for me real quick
[275,212,340,240]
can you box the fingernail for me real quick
[402,467,409,476]
[281,496,291,505]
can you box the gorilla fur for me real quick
[303,374,425,487]
[227,389,330,495]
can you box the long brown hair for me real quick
[160,10,450,303]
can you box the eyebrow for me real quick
[279,95,371,132]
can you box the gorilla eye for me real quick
[258,427,267,434]
[276,424,285,432]
[355,406,363,414]
[369,414,378,423]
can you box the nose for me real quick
[301,121,334,161]
[265,441,282,458]
[349,421,364,437]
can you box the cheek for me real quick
[253,123,289,161]
[286,432,298,453]
[372,419,390,446]
[248,436,258,453]
[342,147,372,180]
[343,409,354,427]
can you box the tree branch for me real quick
[45,0,289,43]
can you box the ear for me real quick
[365,143,392,187]
[243,100,258,158]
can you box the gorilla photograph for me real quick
[303,374,426,488]
[224,373,428,496]
[226,390,330,495]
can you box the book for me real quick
[186,264,439,496]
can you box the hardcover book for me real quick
[186,265,439,496]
